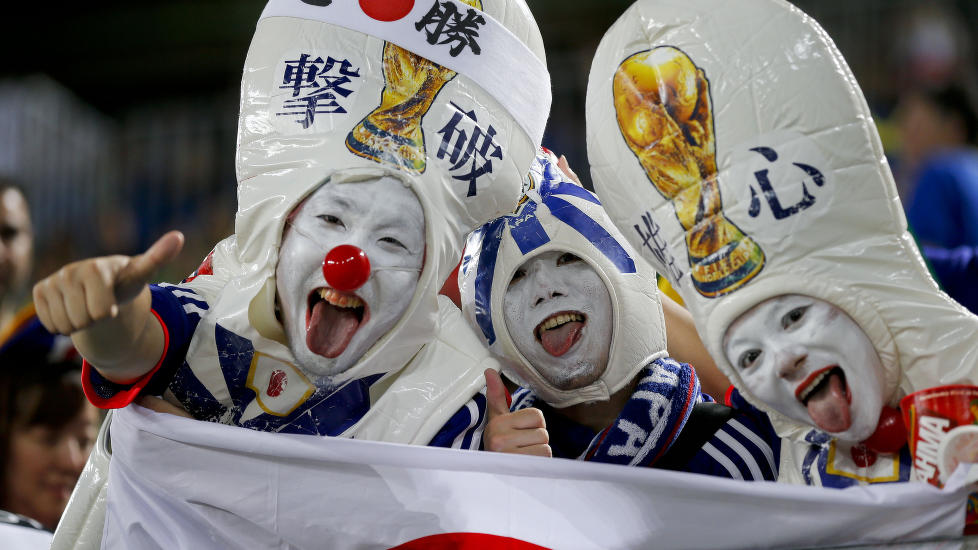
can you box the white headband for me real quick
[260,0,551,149]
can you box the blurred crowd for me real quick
[1,0,977,537]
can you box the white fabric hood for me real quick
[190,0,550,392]
[585,0,978,438]
[459,150,667,408]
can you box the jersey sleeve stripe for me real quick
[451,398,481,450]
[701,442,745,479]
[182,303,208,318]
[713,427,765,481]
[725,418,778,475]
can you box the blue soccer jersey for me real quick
[511,359,780,481]
[83,284,485,448]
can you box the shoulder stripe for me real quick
[169,288,202,300]
[461,392,488,450]
[467,423,486,451]
[182,303,208,317]
[156,283,208,307]
[511,388,535,411]
[451,398,481,450]
[726,418,777,475]
[701,442,744,479]
[714,428,764,481]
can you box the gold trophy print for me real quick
[613,46,764,298]
[347,0,483,173]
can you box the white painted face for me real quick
[723,294,885,441]
[276,176,425,379]
[502,250,613,391]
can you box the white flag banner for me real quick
[104,405,976,549]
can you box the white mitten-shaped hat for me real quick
[184,0,550,407]
[459,150,667,408]
[586,0,978,441]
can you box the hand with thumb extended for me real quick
[483,368,552,457]
[33,231,185,336]
[556,155,583,187]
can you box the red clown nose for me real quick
[322,245,371,291]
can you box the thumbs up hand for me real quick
[483,368,552,457]
[32,231,185,383]
[33,231,184,336]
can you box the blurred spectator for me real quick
[0,311,97,535]
[923,244,978,314]
[0,184,32,328]
[890,4,974,92]
[896,83,978,248]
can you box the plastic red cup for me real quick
[901,385,978,535]
[901,385,978,487]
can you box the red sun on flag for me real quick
[360,0,415,22]
[390,533,549,549]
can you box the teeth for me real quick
[539,313,584,333]
[318,288,364,308]
[798,371,829,402]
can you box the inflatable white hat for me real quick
[459,150,667,407]
[50,5,549,548]
[181,0,550,427]
[586,0,978,439]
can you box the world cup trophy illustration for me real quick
[613,46,765,298]
[346,0,483,173]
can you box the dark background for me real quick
[1,0,975,282]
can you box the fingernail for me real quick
[110,304,119,318]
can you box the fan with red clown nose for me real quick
[187,0,550,439]
[51,0,551,547]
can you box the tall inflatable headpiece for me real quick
[183,0,550,393]
[459,150,667,407]
[49,5,550,548]
[586,0,978,438]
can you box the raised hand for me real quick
[32,231,184,383]
[482,368,552,457]
[33,231,184,336]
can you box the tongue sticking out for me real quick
[539,321,583,357]
[306,301,360,358]
[806,372,852,433]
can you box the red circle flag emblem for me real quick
[390,533,549,550]
[360,0,415,21]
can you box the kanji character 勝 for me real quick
[415,0,486,57]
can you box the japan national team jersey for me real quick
[82,284,486,449]
[792,429,912,488]
[511,360,781,481]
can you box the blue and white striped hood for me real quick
[459,150,667,407]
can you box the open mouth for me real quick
[534,311,586,357]
[795,365,852,433]
[305,287,369,359]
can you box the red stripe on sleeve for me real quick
[724,384,736,407]
[81,309,171,409]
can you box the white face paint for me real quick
[723,294,885,441]
[276,176,425,379]
[502,250,613,391]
